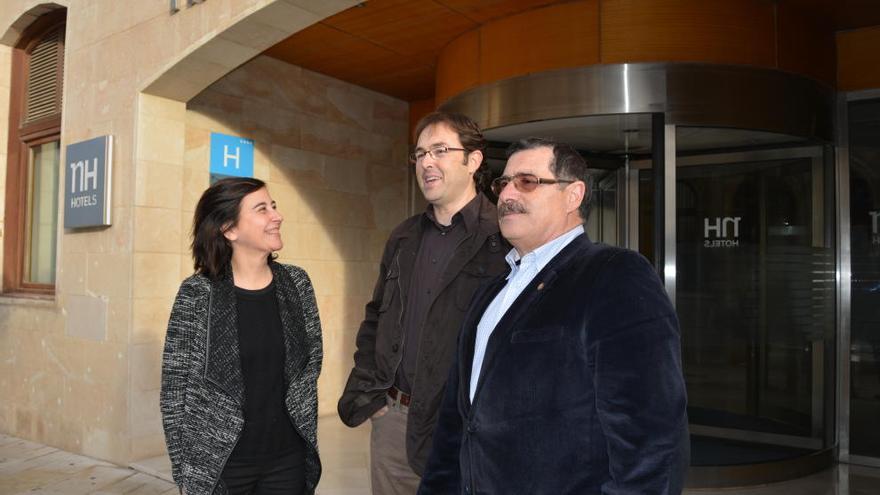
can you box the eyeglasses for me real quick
[409,145,467,164]
[490,173,576,196]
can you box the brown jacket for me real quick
[338,193,509,474]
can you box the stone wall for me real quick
[0,0,360,465]
[177,55,409,420]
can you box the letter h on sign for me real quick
[224,145,240,169]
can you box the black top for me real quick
[395,194,481,394]
[230,280,306,461]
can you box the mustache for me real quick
[498,200,526,217]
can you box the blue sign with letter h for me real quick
[210,132,254,179]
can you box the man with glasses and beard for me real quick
[418,137,690,495]
[338,112,509,494]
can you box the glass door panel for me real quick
[586,170,621,247]
[638,145,835,466]
[849,98,880,459]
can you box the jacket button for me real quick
[467,423,478,433]
[392,344,399,352]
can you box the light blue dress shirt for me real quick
[469,225,585,401]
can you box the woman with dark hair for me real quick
[160,177,322,495]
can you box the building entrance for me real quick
[448,61,839,486]
[637,141,837,486]
[641,147,835,469]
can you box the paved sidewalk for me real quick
[0,434,177,494]
[6,417,880,494]
[0,415,370,495]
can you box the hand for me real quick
[372,405,389,419]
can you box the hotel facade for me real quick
[1,0,880,487]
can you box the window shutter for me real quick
[23,27,63,125]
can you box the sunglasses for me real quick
[490,173,575,196]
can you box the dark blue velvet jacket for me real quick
[418,234,689,495]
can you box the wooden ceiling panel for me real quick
[831,0,880,30]
[437,0,561,23]
[361,64,437,101]
[837,26,880,91]
[265,24,417,83]
[601,0,776,66]
[322,0,477,58]
[264,24,365,68]
[265,1,579,101]
[777,1,835,86]
[776,0,880,31]
[265,0,880,102]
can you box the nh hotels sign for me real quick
[64,136,112,228]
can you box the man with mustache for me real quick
[419,137,690,495]
[338,112,509,494]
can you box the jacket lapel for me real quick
[468,236,590,408]
[204,272,245,406]
[432,196,501,309]
[271,263,307,385]
[460,275,508,411]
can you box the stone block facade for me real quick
[0,0,399,466]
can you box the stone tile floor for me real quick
[0,434,178,494]
[3,416,880,494]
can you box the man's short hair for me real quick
[506,137,594,222]
[414,111,490,190]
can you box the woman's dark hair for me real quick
[191,177,273,279]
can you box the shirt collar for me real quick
[505,225,585,279]
[424,193,482,233]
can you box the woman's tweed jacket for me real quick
[160,262,322,495]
